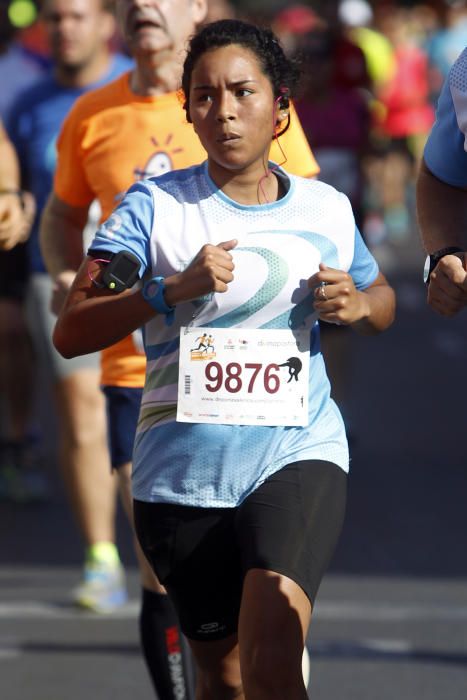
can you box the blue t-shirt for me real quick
[90,163,379,508]
[6,53,133,274]
[0,43,50,121]
[424,47,467,187]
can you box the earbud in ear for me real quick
[274,88,290,134]
[278,86,290,111]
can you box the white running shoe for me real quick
[72,560,128,613]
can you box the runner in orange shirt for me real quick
[40,1,319,697]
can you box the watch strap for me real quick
[424,246,464,285]
[142,276,175,325]
[430,246,464,262]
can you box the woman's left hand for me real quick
[308,263,370,326]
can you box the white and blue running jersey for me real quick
[90,162,379,507]
[424,48,467,187]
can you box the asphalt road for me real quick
[1,252,467,699]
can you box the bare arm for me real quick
[39,192,91,314]
[416,158,467,253]
[309,266,396,335]
[54,241,237,358]
[0,120,35,250]
[40,192,90,276]
[54,256,156,357]
[416,159,467,315]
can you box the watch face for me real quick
[423,255,431,284]
[145,280,159,299]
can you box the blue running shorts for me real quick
[102,385,143,469]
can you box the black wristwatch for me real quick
[423,246,464,284]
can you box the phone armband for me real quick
[101,251,141,292]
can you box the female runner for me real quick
[54,19,395,700]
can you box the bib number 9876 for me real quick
[205,362,280,394]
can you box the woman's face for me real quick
[188,44,278,180]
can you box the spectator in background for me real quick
[293,28,370,224]
[272,3,326,56]
[338,0,395,94]
[273,3,371,210]
[325,1,372,94]
[274,3,371,94]
[377,7,435,163]
[355,5,435,248]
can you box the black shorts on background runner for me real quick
[0,244,29,301]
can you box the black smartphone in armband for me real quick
[101,251,141,292]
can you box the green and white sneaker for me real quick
[72,543,128,613]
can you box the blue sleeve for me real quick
[424,50,467,187]
[88,180,154,277]
[348,227,379,290]
[108,52,134,79]
[4,94,32,174]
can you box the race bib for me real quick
[177,327,310,426]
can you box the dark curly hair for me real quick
[181,19,301,136]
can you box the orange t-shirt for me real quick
[55,71,319,387]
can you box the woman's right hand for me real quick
[165,239,237,306]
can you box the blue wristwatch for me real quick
[142,276,175,326]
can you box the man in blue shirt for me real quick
[416,47,467,316]
[6,0,132,607]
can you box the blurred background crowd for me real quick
[0,0,464,499]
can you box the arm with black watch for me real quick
[423,246,465,284]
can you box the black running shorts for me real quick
[0,244,29,301]
[134,459,347,641]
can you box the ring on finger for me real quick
[319,281,328,300]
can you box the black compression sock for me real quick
[139,588,195,700]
